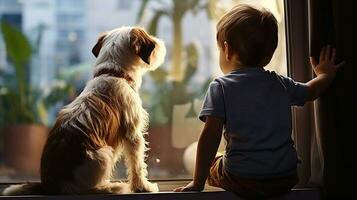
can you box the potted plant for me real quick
[0,21,73,177]
[137,0,217,177]
[141,42,212,176]
[136,0,219,176]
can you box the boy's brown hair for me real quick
[216,4,278,67]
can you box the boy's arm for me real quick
[306,45,344,101]
[174,116,224,192]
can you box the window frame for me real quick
[0,0,316,194]
[284,0,315,187]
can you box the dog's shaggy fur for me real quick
[2,26,166,195]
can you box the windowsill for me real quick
[0,179,222,192]
[0,181,321,200]
[154,179,225,191]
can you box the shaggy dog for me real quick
[2,26,166,195]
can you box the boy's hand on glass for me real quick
[310,45,345,79]
[173,181,204,192]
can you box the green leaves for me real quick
[136,0,150,23]
[0,21,72,126]
[183,42,199,83]
[137,0,217,125]
[1,20,34,125]
[149,67,169,84]
[148,11,166,35]
[0,86,35,124]
[1,21,32,68]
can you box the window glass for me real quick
[0,0,285,182]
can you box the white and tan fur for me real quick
[2,26,166,195]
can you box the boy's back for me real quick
[200,67,308,179]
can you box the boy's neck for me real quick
[225,63,264,74]
[225,62,243,74]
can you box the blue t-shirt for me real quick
[199,67,308,179]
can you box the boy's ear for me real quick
[92,32,107,57]
[224,41,232,61]
[224,41,239,62]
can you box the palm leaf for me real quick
[149,67,168,84]
[1,20,34,124]
[1,21,32,70]
[1,21,32,107]
[36,101,48,125]
[187,0,201,14]
[148,10,165,35]
[136,0,151,23]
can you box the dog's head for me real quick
[92,26,166,72]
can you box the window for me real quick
[117,0,132,10]
[0,0,286,182]
[0,0,22,12]
[56,0,84,13]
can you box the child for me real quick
[174,4,343,199]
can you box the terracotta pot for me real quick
[3,124,48,176]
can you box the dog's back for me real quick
[40,77,127,194]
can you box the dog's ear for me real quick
[130,28,156,64]
[92,32,107,58]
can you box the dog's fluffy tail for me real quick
[2,183,43,196]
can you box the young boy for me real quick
[174,4,343,199]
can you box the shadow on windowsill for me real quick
[0,180,321,200]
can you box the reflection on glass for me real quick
[0,0,285,182]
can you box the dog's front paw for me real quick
[132,181,159,193]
